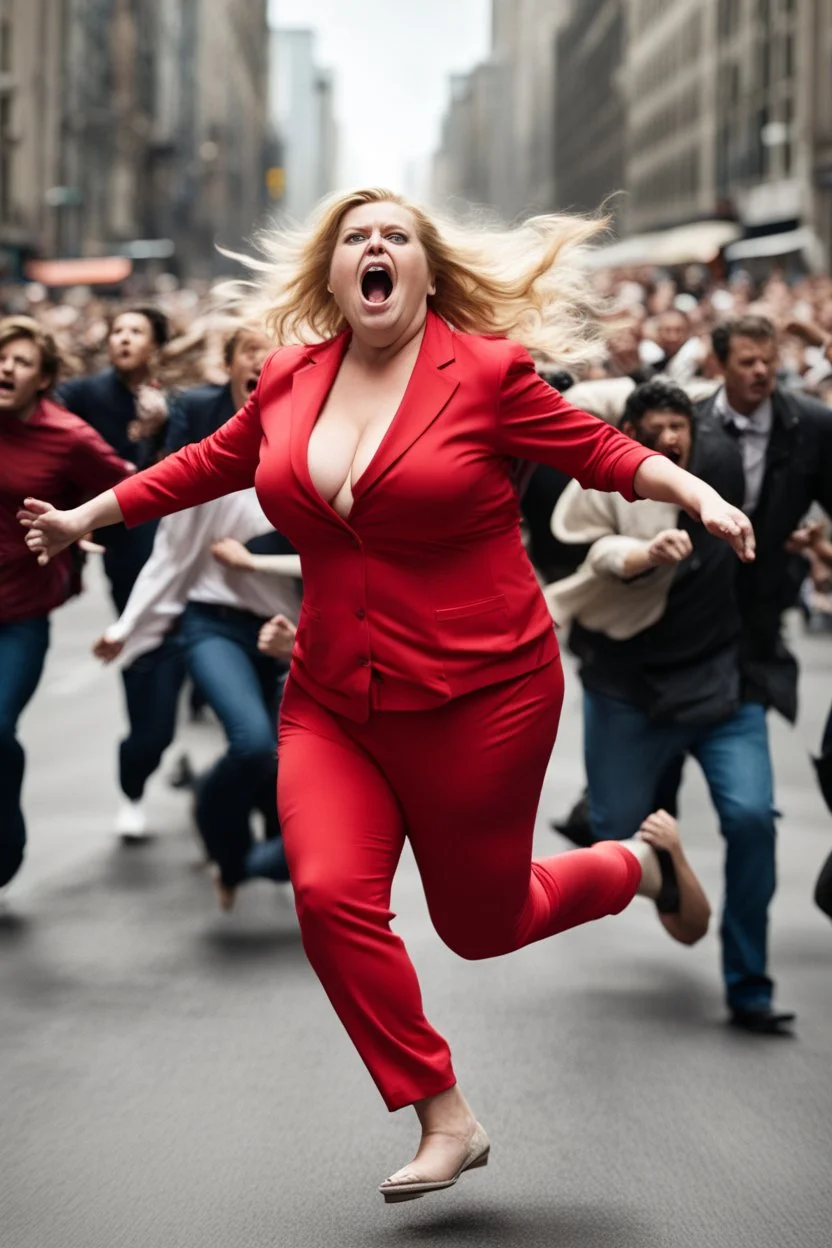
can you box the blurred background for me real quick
[1,0,830,291]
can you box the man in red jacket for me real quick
[0,316,131,890]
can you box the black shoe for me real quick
[550,792,596,848]
[654,847,681,914]
[812,751,832,817]
[729,1006,796,1036]
[168,752,197,790]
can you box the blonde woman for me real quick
[19,189,753,1203]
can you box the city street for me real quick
[3,565,832,1248]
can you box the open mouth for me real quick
[0,379,15,394]
[245,376,258,394]
[360,266,394,305]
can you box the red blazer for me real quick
[115,310,655,721]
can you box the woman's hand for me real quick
[696,493,755,562]
[633,458,754,562]
[211,537,257,572]
[17,498,88,566]
[258,614,297,659]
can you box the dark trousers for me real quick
[0,618,50,887]
[180,602,286,887]
[100,522,158,617]
[98,519,187,803]
[119,635,187,801]
[583,690,777,1011]
[814,707,832,921]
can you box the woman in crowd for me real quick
[19,188,753,1203]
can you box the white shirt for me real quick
[714,387,773,514]
[107,490,302,667]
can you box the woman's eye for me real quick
[388,232,407,244]
[345,232,365,243]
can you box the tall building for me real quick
[432,64,499,212]
[0,0,65,278]
[432,0,566,219]
[488,0,567,218]
[554,0,626,225]
[1,0,272,283]
[811,0,832,264]
[270,28,337,222]
[621,0,829,266]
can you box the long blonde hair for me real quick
[221,188,609,369]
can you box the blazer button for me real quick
[350,536,361,549]
[355,608,366,620]
[358,656,370,667]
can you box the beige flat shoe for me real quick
[379,1122,491,1204]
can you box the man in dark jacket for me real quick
[554,377,797,1036]
[694,315,832,727]
[165,325,271,452]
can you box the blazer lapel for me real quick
[351,310,459,505]
[289,330,351,510]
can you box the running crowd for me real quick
[2,260,832,1039]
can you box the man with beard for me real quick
[546,379,795,1033]
[0,317,130,888]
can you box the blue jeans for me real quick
[583,690,777,1011]
[0,618,50,887]
[180,602,286,887]
[119,634,187,801]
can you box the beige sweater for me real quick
[544,480,680,640]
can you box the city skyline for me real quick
[268,0,491,194]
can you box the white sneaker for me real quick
[115,798,149,842]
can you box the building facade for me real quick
[432,0,566,219]
[622,0,829,264]
[621,0,717,233]
[810,0,832,264]
[554,0,626,225]
[270,28,337,222]
[1,0,272,283]
[0,0,64,278]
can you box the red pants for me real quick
[277,660,641,1111]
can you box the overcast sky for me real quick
[268,0,492,194]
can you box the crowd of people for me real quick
[2,207,832,1199]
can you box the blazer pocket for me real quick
[435,594,507,622]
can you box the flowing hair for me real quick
[219,188,610,369]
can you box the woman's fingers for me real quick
[22,497,53,515]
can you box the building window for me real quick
[0,19,11,221]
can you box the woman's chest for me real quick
[306,366,413,506]
[254,387,515,544]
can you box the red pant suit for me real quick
[115,309,656,1110]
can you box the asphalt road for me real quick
[3,565,832,1248]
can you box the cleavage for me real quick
[307,375,408,520]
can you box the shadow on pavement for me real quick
[367,1201,656,1248]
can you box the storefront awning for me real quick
[23,256,134,287]
[584,220,741,269]
[723,227,816,262]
